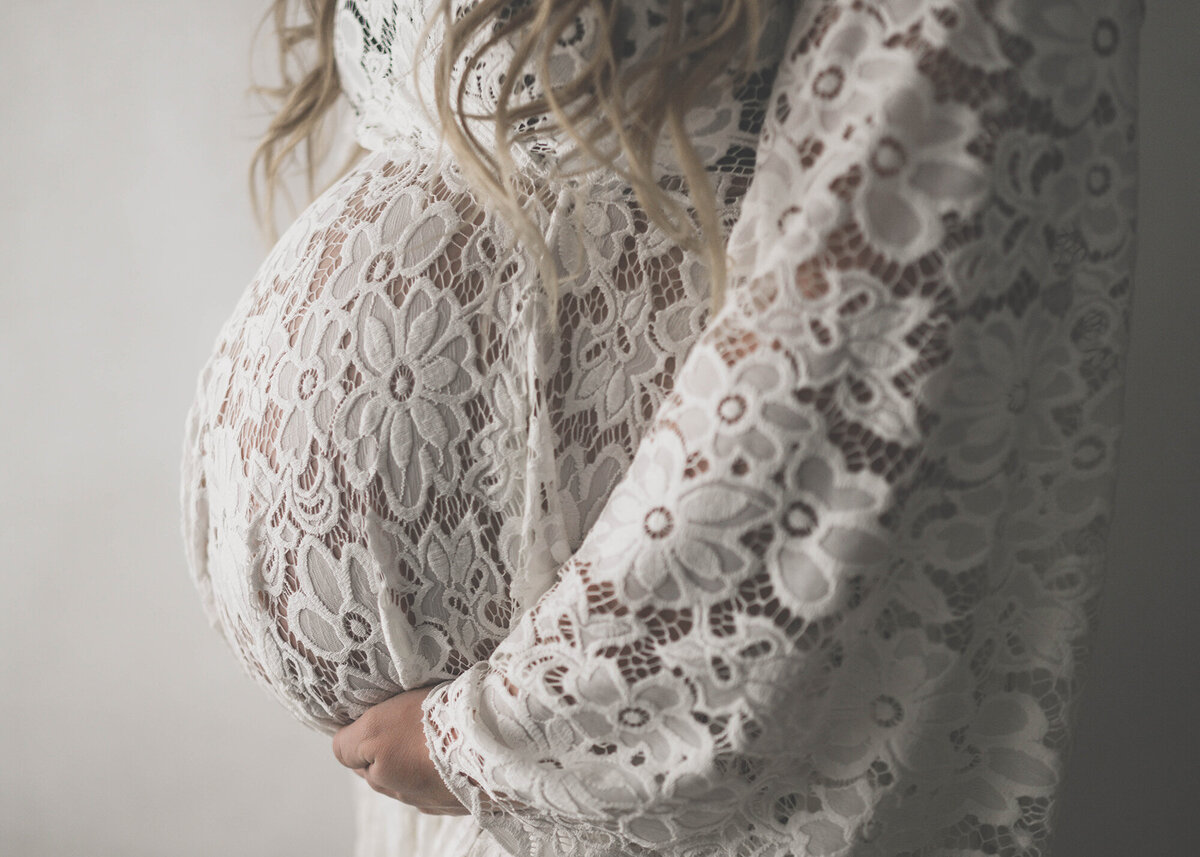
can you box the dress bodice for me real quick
[333,0,796,177]
[334,0,445,156]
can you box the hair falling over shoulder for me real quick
[250,0,343,238]
[251,0,765,313]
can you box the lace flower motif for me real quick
[970,563,1087,673]
[573,285,661,427]
[767,454,887,619]
[936,314,1080,479]
[815,631,971,780]
[274,309,350,461]
[284,539,400,704]
[951,691,1061,817]
[793,272,930,442]
[589,425,770,607]
[334,288,479,518]
[995,0,1139,125]
[570,659,707,772]
[854,84,987,260]
[1047,122,1140,250]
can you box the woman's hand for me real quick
[332,685,469,815]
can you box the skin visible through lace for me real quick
[193,156,755,730]
[180,1,1142,854]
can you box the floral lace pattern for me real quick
[332,0,795,174]
[183,0,789,732]
[180,155,757,731]
[416,1,1143,856]
[181,0,1143,855]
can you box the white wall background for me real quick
[0,2,355,855]
[0,1,1195,855]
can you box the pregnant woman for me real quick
[181,0,1144,854]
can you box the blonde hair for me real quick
[249,0,343,236]
[252,0,763,311]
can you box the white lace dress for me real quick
[180,1,1144,855]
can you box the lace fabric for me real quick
[180,153,755,732]
[333,0,793,176]
[180,0,1143,855]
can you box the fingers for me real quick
[332,721,373,771]
[356,765,470,815]
[350,760,464,815]
[357,762,460,809]
[332,687,467,816]
[366,778,402,800]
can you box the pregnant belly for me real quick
[182,152,526,734]
[182,149,724,734]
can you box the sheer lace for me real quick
[181,0,1143,855]
[182,0,782,732]
[180,157,755,730]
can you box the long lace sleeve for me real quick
[420,1,1142,854]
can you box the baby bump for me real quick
[187,153,524,733]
